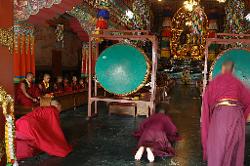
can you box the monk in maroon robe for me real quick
[133,103,180,162]
[79,78,85,90]
[201,61,250,166]
[63,78,72,92]
[15,72,40,107]
[15,100,72,160]
[54,76,64,93]
[39,73,53,96]
[71,76,79,91]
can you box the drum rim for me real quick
[95,43,151,96]
[209,47,250,80]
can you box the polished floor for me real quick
[19,85,250,166]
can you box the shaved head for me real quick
[222,61,234,74]
[43,73,51,83]
[51,100,62,112]
[26,72,34,82]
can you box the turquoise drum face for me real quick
[95,44,149,96]
[211,49,250,86]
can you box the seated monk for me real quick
[54,76,64,92]
[39,73,53,96]
[15,72,40,107]
[133,103,180,162]
[71,76,79,91]
[15,99,72,160]
[79,78,85,90]
[63,77,72,92]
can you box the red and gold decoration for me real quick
[171,0,208,59]
[13,23,35,83]
[81,43,97,77]
[0,28,14,52]
[0,86,18,166]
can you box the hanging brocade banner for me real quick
[13,22,35,83]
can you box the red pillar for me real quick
[0,0,13,165]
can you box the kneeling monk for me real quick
[15,72,40,107]
[15,100,72,160]
[133,103,180,162]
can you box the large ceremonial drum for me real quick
[95,44,150,96]
[210,49,250,86]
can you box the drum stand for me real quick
[87,29,158,119]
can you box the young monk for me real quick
[63,77,72,92]
[39,73,52,96]
[133,103,180,162]
[15,99,72,160]
[79,78,85,90]
[71,76,79,91]
[54,76,64,92]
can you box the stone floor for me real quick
[19,85,250,166]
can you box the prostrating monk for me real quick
[133,103,180,162]
[54,76,64,92]
[39,73,52,96]
[201,61,250,166]
[15,99,72,160]
[15,72,39,107]
[71,76,79,91]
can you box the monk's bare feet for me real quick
[146,147,155,162]
[135,146,145,160]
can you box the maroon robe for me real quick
[15,80,40,107]
[79,84,85,90]
[15,106,72,159]
[201,73,250,166]
[39,81,52,96]
[133,113,180,157]
[71,81,80,91]
[63,82,72,92]
[54,82,64,93]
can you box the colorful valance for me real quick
[13,23,35,83]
